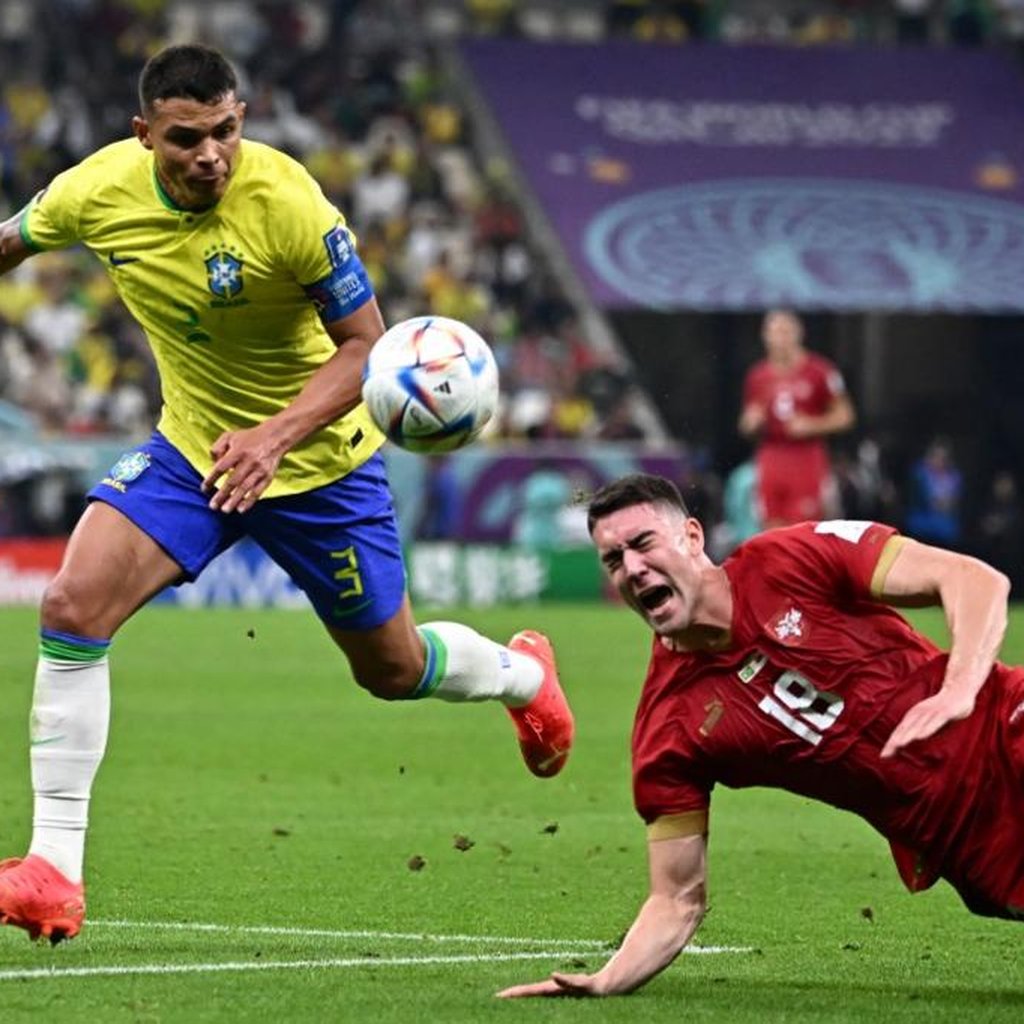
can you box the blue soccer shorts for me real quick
[87,431,406,629]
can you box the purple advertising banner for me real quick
[460,40,1024,311]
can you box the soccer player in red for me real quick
[738,309,855,527]
[500,473,1024,999]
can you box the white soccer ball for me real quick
[362,316,500,453]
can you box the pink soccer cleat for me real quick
[0,855,85,944]
[506,630,574,778]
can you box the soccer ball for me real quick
[362,316,500,453]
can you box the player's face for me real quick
[133,94,246,210]
[592,502,707,636]
[762,311,803,361]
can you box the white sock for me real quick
[28,655,110,883]
[414,622,543,706]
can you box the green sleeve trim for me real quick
[18,204,43,252]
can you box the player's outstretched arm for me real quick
[497,833,707,999]
[0,208,34,277]
[786,392,856,440]
[878,537,1010,758]
[203,298,386,513]
[737,400,765,439]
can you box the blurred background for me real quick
[1,0,1023,608]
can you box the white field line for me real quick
[0,950,590,981]
[0,946,755,983]
[88,919,754,956]
[0,920,755,982]
[89,918,611,947]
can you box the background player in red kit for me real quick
[499,473,1024,999]
[739,309,856,527]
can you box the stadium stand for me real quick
[0,0,655,450]
[1,1,1023,585]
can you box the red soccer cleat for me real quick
[506,630,574,778]
[0,855,85,944]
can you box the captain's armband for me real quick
[303,225,374,324]
[646,810,708,842]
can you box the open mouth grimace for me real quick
[639,586,673,611]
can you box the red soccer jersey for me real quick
[742,353,846,449]
[632,521,1024,912]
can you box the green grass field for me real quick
[0,603,1022,1023]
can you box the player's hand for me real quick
[496,972,607,998]
[203,425,286,513]
[784,414,817,439]
[738,404,765,437]
[880,691,976,758]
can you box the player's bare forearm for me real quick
[589,888,705,994]
[823,394,855,433]
[738,403,765,439]
[497,890,704,999]
[0,210,33,276]
[498,834,707,999]
[879,539,1010,756]
[937,556,1009,700]
[787,395,855,439]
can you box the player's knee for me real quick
[40,576,93,635]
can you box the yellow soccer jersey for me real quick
[22,138,384,497]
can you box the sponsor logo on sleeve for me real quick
[324,225,354,268]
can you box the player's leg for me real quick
[247,454,574,776]
[0,502,184,943]
[787,450,829,522]
[754,451,788,529]
[819,467,841,519]
[326,594,531,700]
[325,599,573,778]
[1,434,237,943]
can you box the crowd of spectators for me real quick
[435,0,1024,53]
[3,0,1022,449]
[4,0,1021,447]
[0,0,651,448]
[2,1,1023,581]
[702,434,1024,590]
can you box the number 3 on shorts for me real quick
[331,546,364,600]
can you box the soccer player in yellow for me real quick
[0,44,573,944]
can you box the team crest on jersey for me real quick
[771,607,805,644]
[101,451,151,493]
[205,250,244,299]
[203,244,250,307]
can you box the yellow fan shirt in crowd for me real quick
[21,138,383,497]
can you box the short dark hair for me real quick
[138,44,238,112]
[586,474,690,535]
